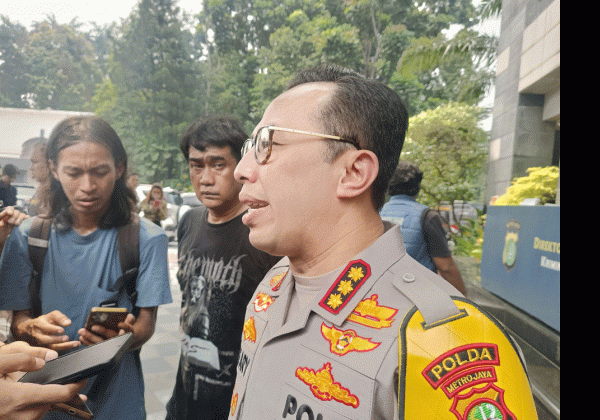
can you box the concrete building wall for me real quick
[486,0,560,203]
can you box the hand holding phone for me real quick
[79,307,132,347]
[84,307,128,334]
[19,333,134,386]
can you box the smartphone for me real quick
[85,307,128,333]
[51,394,94,420]
[18,332,134,385]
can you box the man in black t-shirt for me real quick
[166,117,280,420]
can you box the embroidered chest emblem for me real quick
[319,260,371,314]
[243,317,256,343]
[253,293,275,312]
[346,294,398,329]
[321,323,380,356]
[423,343,517,420]
[269,271,287,291]
[295,362,360,408]
[230,392,238,416]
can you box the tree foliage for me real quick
[493,166,559,206]
[1,0,496,188]
[401,102,488,208]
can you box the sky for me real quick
[2,0,500,34]
[0,0,204,29]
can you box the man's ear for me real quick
[116,162,125,180]
[336,150,379,199]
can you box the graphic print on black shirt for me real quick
[178,251,246,386]
[167,207,280,419]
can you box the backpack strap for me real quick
[116,213,141,315]
[27,216,53,318]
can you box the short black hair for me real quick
[180,116,248,162]
[287,63,363,89]
[387,161,423,197]
[319,76,409,210]
[2,164,18,178]
[287,64,409,211]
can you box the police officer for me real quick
[229,66,538,419]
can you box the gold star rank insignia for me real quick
[321,323,380,356]
[319,260,371,314]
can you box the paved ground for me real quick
[141,244,181,420]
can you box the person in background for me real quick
[0,164,18,209]
[127,173,140,191]
[0,115,172,420]
[140,183,168,226]
[166,116,280,420]
[0,340,87,420]
[380,161,467,295]
[28,142,51,216]
[0,206,29,343]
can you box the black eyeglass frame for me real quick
[241,125,360,164]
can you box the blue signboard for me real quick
[480,206,560,331]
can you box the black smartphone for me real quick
[85,307,129,333]
[18,332,134,385]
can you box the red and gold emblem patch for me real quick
[320,323,380,356]
[253,293,275,312]
[422,343,517,420]
[269,271,287,291]
[243,317,256,343]
[295,362,359,408]
[230,393,238,416]
[346,294,398,329]
[319,260,371,314]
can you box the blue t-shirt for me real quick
[0,217,173,420]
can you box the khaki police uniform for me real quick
[228,223,538,420]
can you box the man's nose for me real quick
[80,174,96,191]
[234,151,257,184]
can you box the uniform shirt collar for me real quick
[311,222,406,326]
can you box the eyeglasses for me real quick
[241,125,360,164]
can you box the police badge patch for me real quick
[502,220,520,270]
[399,298,539,420]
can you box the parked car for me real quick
[177,192,204,221]
[13,183,36,214]
[136,184,183,240]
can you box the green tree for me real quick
[401,102,487,212]
[102,0,199,185]
[493,166,559,205]
[0,16,29,107]
[25,18,103,110]
[0,16,103,110]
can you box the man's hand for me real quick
[79,307,157,351]
[13,310,81,351]
[78,313,135,346]
[0,206,29,250]
[0,341,87,420]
